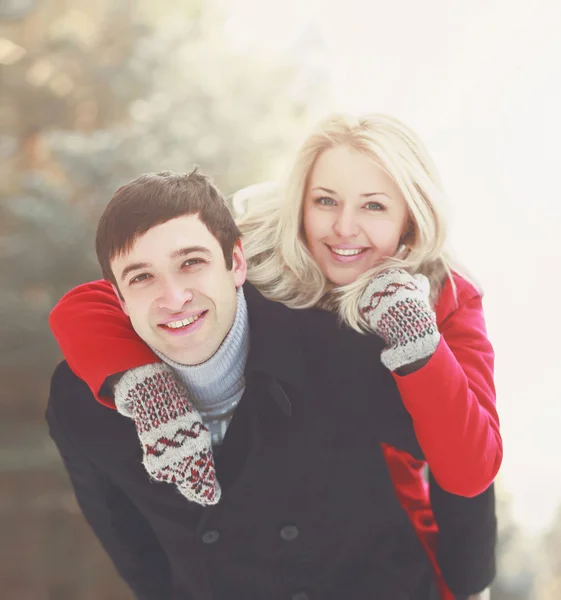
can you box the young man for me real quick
[47,171,494,600]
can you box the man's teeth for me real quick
[331,247,364,256]
[165,314,201,329]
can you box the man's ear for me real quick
[111,284,129,316]
[232,238,247,288]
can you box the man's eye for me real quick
[315,197,336,206]
[130,273,151,285]
[182,258,205,268]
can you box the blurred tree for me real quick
[533,504,561,600]
[0,0,329,418]
[490,482,536,600]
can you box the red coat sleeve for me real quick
[49,280,160,408]
[392,274,502,497]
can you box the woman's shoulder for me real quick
[435,271,482,323]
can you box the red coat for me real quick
[50,273,501,600]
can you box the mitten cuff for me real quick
[115,362,177,418]
[380,331,440,372]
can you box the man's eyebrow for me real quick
[311,186,391,199]
[170,246,212,260]
[120,262,151,282]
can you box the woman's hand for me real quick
[116,363,220,506]
[359,268,440,372]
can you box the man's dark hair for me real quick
[96,169,241,287]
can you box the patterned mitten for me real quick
[115,363,220,506]
[359,268,440,372]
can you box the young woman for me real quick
[50,113,500,600]
[235,114,500,600]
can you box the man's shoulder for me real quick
[46,362,147,485]
[47,361,134,454]
[242,282,290,315]
[242,281,385,387]
[243,281,338,330]
[48,361,97,421]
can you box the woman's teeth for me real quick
[330,247,365,256]
[165,314,201,329]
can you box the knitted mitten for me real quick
[115,363,220,506]
[359,268,440,372]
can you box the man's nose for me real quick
[156,279,194,311]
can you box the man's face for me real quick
[111,215,247,365]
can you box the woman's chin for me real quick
[325,267,365,287]
[318,248,379,287]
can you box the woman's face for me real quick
[303,145,409,286]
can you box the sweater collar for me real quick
[151,287,249,404]
[151,282,306,392]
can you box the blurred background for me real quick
[1,0,560,598]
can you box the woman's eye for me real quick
[364,201,384,211]
[130,273,151,285]
[315,197,336,206]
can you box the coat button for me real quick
[201,529,220,544]
[291,592,310,600]
[280,524,299,541]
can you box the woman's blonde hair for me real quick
[235,112,458,333]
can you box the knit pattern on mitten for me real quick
[359,269,440,372]
[115,363,220,506]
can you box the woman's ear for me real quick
[396,220,415,259]
[394,244,410,260]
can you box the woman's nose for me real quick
[333,209,359,237]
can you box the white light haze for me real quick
[222,0,561,535]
